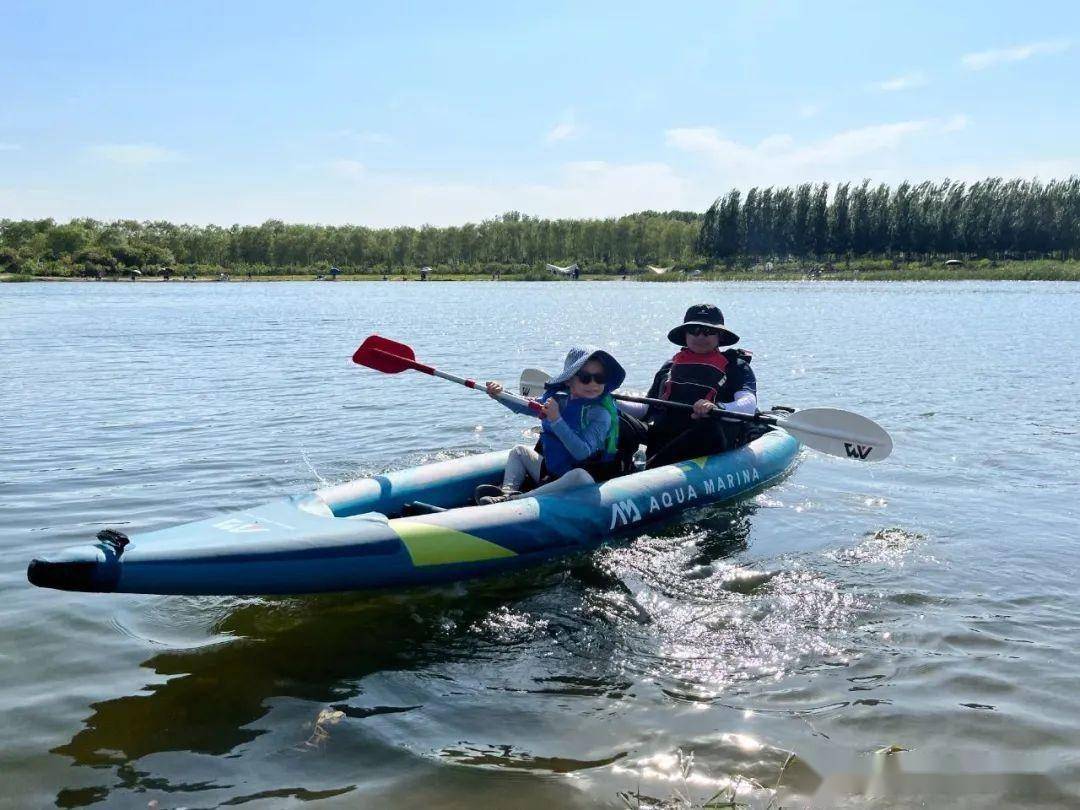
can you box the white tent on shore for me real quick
[546,263,579,276]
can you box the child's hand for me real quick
[691,399,720,419]
[485,381,503,399]
[541,398,560,421]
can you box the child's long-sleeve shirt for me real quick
[495,392,613,474]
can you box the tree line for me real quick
[1,177,1077,277]
[698,178,1080,262]
[0,211,701,276]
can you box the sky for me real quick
[2,0,1078,226]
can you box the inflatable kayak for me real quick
[27,428,800,596]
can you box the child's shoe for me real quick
[474,485,521,505]
[473,484,503,503]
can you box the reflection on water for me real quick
[54,573,560,766]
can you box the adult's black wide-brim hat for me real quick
[667,303,740,346]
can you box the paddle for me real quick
[518,368,892,462]
[519,367,552,398]
[353,335,543,415]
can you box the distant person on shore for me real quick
[474,347,626,504]
[620,304,757,468]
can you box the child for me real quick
[474,347,626,504]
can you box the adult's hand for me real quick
[691,399,721,420]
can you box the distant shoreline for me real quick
[6,262,1080,283]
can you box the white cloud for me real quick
[867,157,1080,188]
[664,116,973,191]
[88,143,179,167]
[334,161,690,224]
[328,129,393,145]
[523,161,689,217]
[546,122,577,142]
[328,159,365,179]
[545,110,580,144]
[757,134,796,151]
[962,40,1071,70]
[941,114,970,132]
[798,103,821,119]
[668,120,928,172]
[872,72,928,92]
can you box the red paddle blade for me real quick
[352,335,417,373]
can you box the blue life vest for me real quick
[538,391,620,477]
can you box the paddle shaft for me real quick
[367,346,543,415]
[611,392,759,421]
[612,393,882,447]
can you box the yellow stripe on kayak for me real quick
[678,456,710,471]
[390,519,517,567]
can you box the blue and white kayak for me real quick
[27,429,800,596]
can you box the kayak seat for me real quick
[585,411,648,482]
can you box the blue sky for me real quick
[2,0,1077,226]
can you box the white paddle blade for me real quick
[777,407,893,462]
[519,367,552,398]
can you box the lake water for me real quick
[2,279,1078,808]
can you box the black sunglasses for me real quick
[686,325,720,336]
[575,370,606,385]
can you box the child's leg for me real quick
[502,444,544,491]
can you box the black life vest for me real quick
[660,349,730,405]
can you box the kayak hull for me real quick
[28,430,800,596]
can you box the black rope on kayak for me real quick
[96,529,130,557]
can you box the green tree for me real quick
[829,182,851,257]
[45,223,91,259]
[810,183,829,257]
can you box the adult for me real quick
[627,304,758,468]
